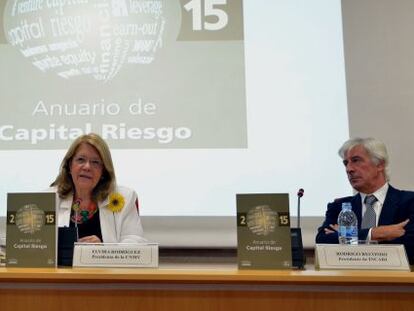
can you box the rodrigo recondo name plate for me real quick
[315,244,410,271]
[73,243,159,268]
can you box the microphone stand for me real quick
[297,193,301,228]
[291,189,305,269]
[73,199,80,241]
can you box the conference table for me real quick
[0,262,413,311]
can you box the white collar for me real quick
[360,183,389,205]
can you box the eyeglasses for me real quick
[73,156,103,169]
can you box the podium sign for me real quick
[6,192,57,267]
[237,193,292,269]
[73,243,159,268]
[315,244,410,271]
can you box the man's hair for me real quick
[338,137,390,181]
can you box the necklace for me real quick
[71,199,98,224]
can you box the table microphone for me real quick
[296,188,304,228]
[291,188,306,269]
[72,199,81,241]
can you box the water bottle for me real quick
[337,202,358,245]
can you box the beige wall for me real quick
[342,0,414,190]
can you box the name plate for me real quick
[73,243,158,268]
[315,244,410,271]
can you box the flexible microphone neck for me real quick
[72,198,82,241]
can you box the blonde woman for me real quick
[51,133,145,243]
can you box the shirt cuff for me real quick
[367,228,372,240]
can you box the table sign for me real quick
[0,235,5,266]
[6,192,57,268]
[315,244,410,271]
[237,193,292,269]
[73,243,158,268]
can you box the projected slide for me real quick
[0,0,246,149]
[0,0,350,218]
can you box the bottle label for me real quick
[339,226,357,237]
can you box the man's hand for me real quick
[371,219,409,241]
[324,224,339,234]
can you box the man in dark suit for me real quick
[316,138,414,264]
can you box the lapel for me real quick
[351,193,363,227]
[58,195,73,227]
[378,185,399,225]
[98,197,117,242]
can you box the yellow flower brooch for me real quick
[108,192,125,213]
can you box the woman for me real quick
[51,133,145,243]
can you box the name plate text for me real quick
[73,243,158,268]
[315,244,410,271]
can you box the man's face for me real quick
[343,145,386,194]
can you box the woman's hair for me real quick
[51,133,116,202]
[338,137,390,181]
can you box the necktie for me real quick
[361,195,377,229]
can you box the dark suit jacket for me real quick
[315,185,414,264]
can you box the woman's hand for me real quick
[78,235,102,243]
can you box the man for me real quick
[316,137,414,264]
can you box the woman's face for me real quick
[69,143,104,196]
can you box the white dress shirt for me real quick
[360,182,389,240]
